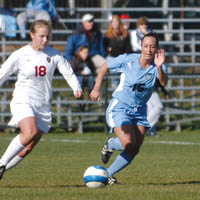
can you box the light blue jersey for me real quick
[106,53,167,129]
[108,53,167,108]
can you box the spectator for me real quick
[70,46,95,111]
[130,16,151,52]
[17,0,57,39]
[104,14,132,58]
[120,13,131,30]
[70,46,95,103]
[147,80,168,136]
[64,13,106,73]
[104,14,132,88]
[0,7,17,38]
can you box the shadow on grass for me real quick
[149,180,200,185]
[0,184,85,188]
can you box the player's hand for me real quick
[154,49,165,68]
[90,89,101,102]
[74,90,83,99]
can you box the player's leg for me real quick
[0,134,24,179]
[35,10,51,22]
[101,99,124,164]
[6,130,43,171]
[107,124,146,184]
[0,117,38,179]
[101,137,124,164]
[16,10,35,39]
[108,137,124,151]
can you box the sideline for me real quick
[1,136,200,145]
[0,137,89,143]
[41,138,88,143]
[150,141,200,145]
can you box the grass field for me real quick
[0,130,200,200]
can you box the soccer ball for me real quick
[83,165,109,188]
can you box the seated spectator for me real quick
[70,46,95,111]
[120,13,131,31]
[104,14,132,88]
[0,7,17,38]
[104,14,132,58]
[70,46,95,93]
[17,0,57,39]
[64,13,106,73]
[130,16,151,52]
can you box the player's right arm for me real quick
[90,62,108,102]
[0,52,18,87]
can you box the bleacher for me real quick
[0,4,200,133]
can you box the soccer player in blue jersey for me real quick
[90,32,168,185]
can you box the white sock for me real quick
[6,155,24,171]
[0,134,25,166]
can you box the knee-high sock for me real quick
[108,137,124,151]
[0,134,25,166]
[107,151,133,177]
[6,155,24,171]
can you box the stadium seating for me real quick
[0,7,200,133]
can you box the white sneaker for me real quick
[108,177,120,185]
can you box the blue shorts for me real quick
[106,98,150,131]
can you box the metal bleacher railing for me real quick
[0,7,200,133]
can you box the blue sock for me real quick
[108,137,124,151]
[107,151,133,177]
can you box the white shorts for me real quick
[8,99,52,133]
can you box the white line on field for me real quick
[0,137,89,143]
[40,138,89,143]
[1,137,200,145]
[150,141,200,145]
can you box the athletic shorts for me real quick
[106,98,150,131]
[8,98,52,133]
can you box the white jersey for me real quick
[0,44,81,103]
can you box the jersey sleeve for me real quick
[107,53,138,73]
[107,54,127,73]
[56,55,82,92]
[0,51,19,87]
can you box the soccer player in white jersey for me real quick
[0,20,83,180]
[90,32,168,185]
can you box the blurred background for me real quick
[0,0,200,134]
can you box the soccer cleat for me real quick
[0,165,6,180]
[108,177,120,185]
[101,137,113,164]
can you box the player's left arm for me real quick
[154,49,168,87]
[56,54,83,98]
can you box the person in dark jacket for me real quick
[70,46,95,111]
[70,46,95,93]
[64,13,106,73]
[104,14,132,57]
[104,14,132,88]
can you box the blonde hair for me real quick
[105,15,129,38]
[31,20,52,34]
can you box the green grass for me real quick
[1,130,200,200]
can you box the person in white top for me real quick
[130,16,151,53]
[0,20,83,180]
